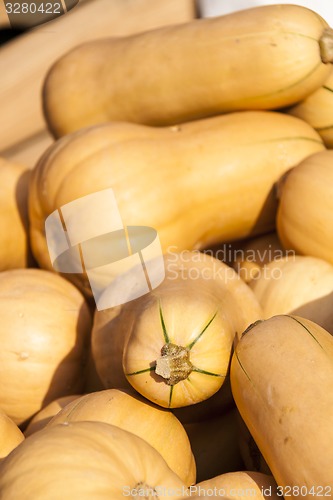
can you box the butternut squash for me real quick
[29,111,325,297]
[0,269,91,426]
[277,150,333,266]
[231,315,333,492]
[250,255,333,334]
[191,471,279,500]
[0,0,195,152]
[43,4,333,137]
[92,251,262,408]
[288,69,333,148]
[47,388,196,485]
[0,421,187,499]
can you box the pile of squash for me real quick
[0,2,333,498]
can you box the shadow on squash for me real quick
[290,292,333,336]
[20,301,91,431]
[15,168,37,268]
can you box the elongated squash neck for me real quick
[155,343,193,385]
[320,28,333,63]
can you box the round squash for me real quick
[43,4,333,136]
[0,407,24,459]
[250,255,333,334]
[231,315,333,490]
[29,111,324,297]
[0,269,91,426]
[277,150,333,266]
[47,388,196,486]
[92,251,262,409]
[0,157,32,270]
[0,421,187,499]
[24,395,81,437]
[288,68,333,148]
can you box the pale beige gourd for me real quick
[47,388,195,485]
[29,111,325,297]
[0,269,91,426]
[231,315,333,491]
[92,252,262,409]
[288,69,333,147]
[188,471,279,500]
[250,255,333,334]
[277,150,333,266]
[0,408,24,459]
[24,395,80,437]
[0,157,32,270]
[0,421,187,499]
[43,4,333,137]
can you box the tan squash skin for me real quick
[190,471,279,500]
[250,255,333,335]
[47,388,196,485]
[231,315,333,492]
[0,269,91,426]
[24,395,81,437]
[43,4,333,137]
[92,252,262,409]
[0,408,24,459]
[277,150,333,266]
[0,157,32,270]
[29,111,325,297]
[288,69,333,148]
[0,421,187,499]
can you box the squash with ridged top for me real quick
[92,251,262,409]
[0,421,187,499]
[47,388,196,485]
